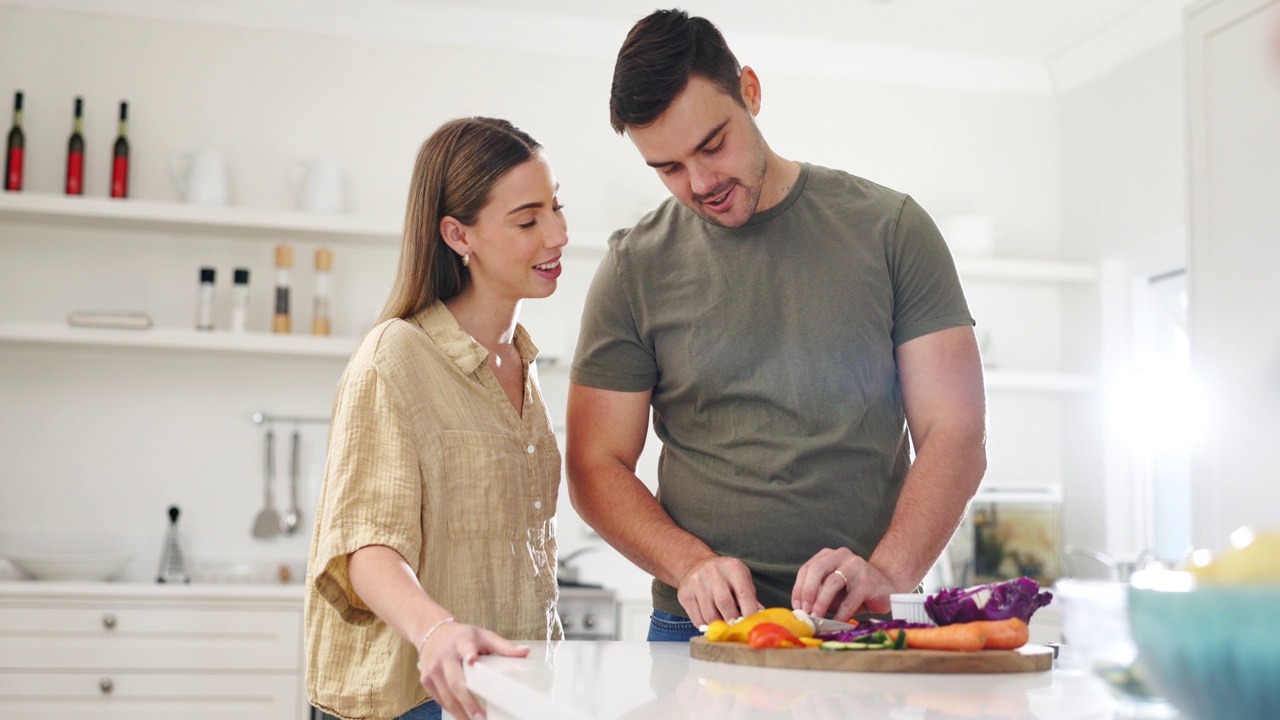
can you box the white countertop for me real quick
[461,641,1174,720]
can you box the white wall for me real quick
[1056,38,1189,565]
[1185,0,1280,549]
[0,5,1064,598]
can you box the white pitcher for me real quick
[170,149,229,206]
[289,158,344,214]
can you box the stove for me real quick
[556,583,617,640]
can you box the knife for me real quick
[810,616,860,635]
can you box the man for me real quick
[567,9,987,642]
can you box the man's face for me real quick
[627,74,768,228]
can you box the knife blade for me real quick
[810,616,860,635]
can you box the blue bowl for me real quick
[1129,572,1280,720]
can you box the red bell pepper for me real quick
[748,622,805,649]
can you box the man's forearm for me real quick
[568,460,716,589]
[869,431,986,590]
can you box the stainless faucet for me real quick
[1064,546,1166,581]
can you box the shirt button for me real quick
[526,444,536,454]
[534,500,542,509]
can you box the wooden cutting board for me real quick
[689,637,1053,674]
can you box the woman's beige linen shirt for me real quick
[305,301,562,720]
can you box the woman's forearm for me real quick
[348,544,452,650]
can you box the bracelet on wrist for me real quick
[416,616,455,654]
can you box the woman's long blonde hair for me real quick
[378,117,542,324]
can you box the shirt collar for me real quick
[411,300,541,375]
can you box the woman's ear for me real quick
[439,216,472,258]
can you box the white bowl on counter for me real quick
[6,552,133,581]
[890,593,935,625]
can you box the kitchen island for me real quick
[460,640,1175,720]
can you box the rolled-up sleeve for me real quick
[311,362,422,625]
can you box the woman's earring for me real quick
[461,253,470,268]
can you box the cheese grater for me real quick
[157,505,190,583]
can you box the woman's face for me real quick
[460,154,568,302]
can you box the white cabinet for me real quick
[0,582,307,719]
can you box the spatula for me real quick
[252,428,281,539]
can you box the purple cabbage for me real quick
[816,618,933,642]
[924,577,1053,626]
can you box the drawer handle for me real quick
[102,613,117,630]
[99,677,114,694]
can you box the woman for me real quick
[305,117,568,720]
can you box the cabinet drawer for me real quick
[0,605,301,671]
[0,671,301,720]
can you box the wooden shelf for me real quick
[954,256,1098,283]
[0,320,357,359]
[985,369,1095,393]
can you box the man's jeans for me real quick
[647,609,701,642]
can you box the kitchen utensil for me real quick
[170,149,229,206]
[252,429,281,539]
[7,552,133,581]
[690,637,1053,673]
[279,429,301,535]
[809,616,860,635]
[156,505,190,583]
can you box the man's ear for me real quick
[739,66,762,116]
[440,216,472,258]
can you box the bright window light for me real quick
[1106,362,1206,453]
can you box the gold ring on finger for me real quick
[832,569,849,589]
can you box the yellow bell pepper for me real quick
[705,608,814,643]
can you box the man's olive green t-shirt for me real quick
[571,163,974,617]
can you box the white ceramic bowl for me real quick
[890,593,934,625]
[7,552,133,581]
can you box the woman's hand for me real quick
[416,621,530,720]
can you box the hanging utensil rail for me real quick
[251,412,329,426]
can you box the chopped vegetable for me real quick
[821,640,889,651]
[704,607,815,643]
[887,623,985,651]
[816,619,933,643]
[748,622,805,649]
[881,617,1030,652]
[924,577,1053,626]
[970,618,1030,650]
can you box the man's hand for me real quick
[792,547,893,622]
[676,555,761,627]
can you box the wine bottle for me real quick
[66,96,85,195]
[4,91,23,192]
[110,101,129,198]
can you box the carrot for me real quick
[887,623,985,651]
[886,618,1031,651]
[971,618,1030,650]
